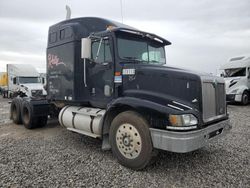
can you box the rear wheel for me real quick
[21,101,38,129]
[241,91,249,105]
[10,98,22,124]
[109,111,154,170]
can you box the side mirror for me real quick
[81,38,91,59]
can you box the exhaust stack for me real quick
[65,5,71,20]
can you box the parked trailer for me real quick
[10,17,231,170]
[220,55,250,105]
[0,72,8,96]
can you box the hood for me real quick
[20,83,47,96]
[224,77,240,89]
[223,76,247,94]
[122,64,203,110]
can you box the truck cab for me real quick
[220,55,250,105]
[7,64,47,98]
[10,17,231,170]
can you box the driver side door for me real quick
[88,37,114,108]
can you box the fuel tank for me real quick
[59,106,106,137]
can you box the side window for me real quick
[104,40,112,62]
[49,32,57,43]
[60,29,65,39]
[91,39,112,63]
[60,27,73,40]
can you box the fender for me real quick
[101,96,199,150]
[22,97,50,117]
[107,96,189,115]
[106,96,201,129]
[234,85,249,95]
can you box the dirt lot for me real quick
[0,96,249,187]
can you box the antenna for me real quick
[66,5,71,20]
[120,0,123,23]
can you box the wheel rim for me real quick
[116,123,142,159]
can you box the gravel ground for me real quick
[0,96,249,187]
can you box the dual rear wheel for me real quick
[10,99,47,129]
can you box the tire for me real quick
[109,111,154,170]
[10,98,23,124]
[21,101,38,129]
[241,91,249,105]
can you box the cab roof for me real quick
[48,17,171,48]
[220,55,250,69]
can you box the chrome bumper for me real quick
[150,119,231,153]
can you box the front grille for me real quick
[31,89,43,97]
[201,77,226,123]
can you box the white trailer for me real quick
[7,64,47,98]
[220,55,250,105]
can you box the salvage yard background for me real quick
[0,96,249,187]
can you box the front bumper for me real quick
[226,94,235,102]
[226,94,242,102]
[150,119,231,153]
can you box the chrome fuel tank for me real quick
[59,106,106,137]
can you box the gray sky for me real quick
[0,0,249,74]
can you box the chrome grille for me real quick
[201,76,226,123]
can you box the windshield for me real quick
[117,34,166,65]
[19,77,40,84]
[224,68,246,77]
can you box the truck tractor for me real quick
[10,17,231,170]
[6,64,47,98]
[220,55,250,105]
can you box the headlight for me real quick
[167,114,198,130]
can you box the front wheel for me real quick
[109,111,154,170]
[241,91,249,105]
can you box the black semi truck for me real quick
[10,17,231,170]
